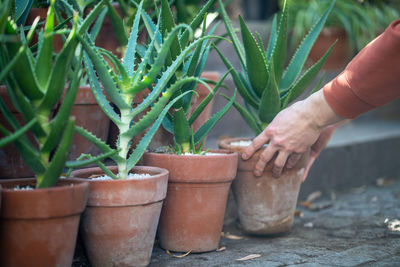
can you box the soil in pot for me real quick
[70,165,168,267]
[143,150,238,253]
[0,178,89,266]
[218,138,308,235]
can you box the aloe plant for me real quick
[0,0,109,188]
[216,0,336,135]
[74,0,226,178]
[138,0,236,154]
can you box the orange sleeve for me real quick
[323,19,400,119]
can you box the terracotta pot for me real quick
[0,178,89,266]
[218,137,308,235]
[65,85,110,161]
[70,166,168,266]
[143,150,238,252]
[190,71,220,132]
[25,8,64,52]
[308,27,352,70]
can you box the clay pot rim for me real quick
[217,137,254,152]
[70,165,169,183]
[0,178,89,194]
[144,149,238,159]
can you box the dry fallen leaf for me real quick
[221,232,243,240]
[306,191,322,202]
[166,250,191,258]
[299,201,313,208]
[216,246,226,252]
[236,254,261,261]
[294,210,304,218]
[376,177,394,187]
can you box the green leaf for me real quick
[0,118,36,148]
[83,52,122,125]
[193,89,236,145]
[239,15,269,97]
[258,57,280,124]
[280,0,336,91]
[122,0,143,77]
[37,118,75,188]
[221,94,262,135]
[282,41,336,108]
[188,69,231,125]
[78,34,130,110]
[105,0,128,46]
[126,90,193,170]
[161,0,180,60]
[214,45,259,109]
[65,149,118,168]
[173,107,191,152]
[218,0,245,68]
[74,125,124,165]
[35,2,54,89]
[266,14,277,60]
[271,0,288,86]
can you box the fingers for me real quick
[271,151,290,178]
[242,132,270,160]
[253,146,276,177]
[286,153,302,169]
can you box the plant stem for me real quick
[117,108,132,179]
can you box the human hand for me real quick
[241,90,344,178]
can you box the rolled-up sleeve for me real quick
[323,19,400,119]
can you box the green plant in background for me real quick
[0,0,107,188]
[216,0,335,135]
[283,0,397,53]
[143,0,235,154]
[75,0,226,178]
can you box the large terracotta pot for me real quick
[218,138,308,235]
[70,166,168,267]
[65,85,110,161]
[0,178,89,266]
[308,27,352,70]
[143,150,238,252]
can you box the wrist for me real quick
[303,90,344,130]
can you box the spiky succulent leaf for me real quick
[270,0,288,86]
[193,89,236,145]
[105,0,128,46]
[266,14,278,60]
[123,0,143,77]
[0,118,36,148]
[188,69,231,125]
[126,91,193,170]
[239,15,269,97]
[282,41,336,108]
[258,58,280,124]
[83,52,121,125]
[280,0,336,91]
[37,118,75,188]
[78,34,130,110]
[218,0,245,68]
[214,45,259,108]
[66,150,118,168]
[173,107,191,152]
[222,94,262,134]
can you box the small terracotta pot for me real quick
[218,138,308,235]
[65,85,110,161]
[70,166,168,267]
[308,27,352,70]
[0,178,89,266]
[143,150,238,252]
